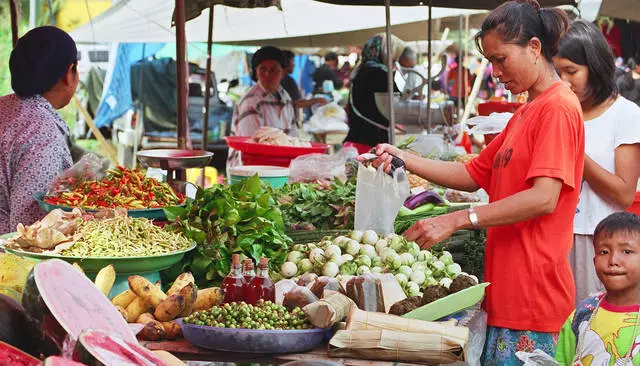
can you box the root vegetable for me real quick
[194,287,224,311]
[154,294,185,322]
[178,283,197,317]
[111,289,137,308]
[135,313,157,324]
[128,275,167,307]
[94,265,116,297]
[161,321,182,340]
[125,297,153,323]
[166,272,194,296]
[137,320,166,341]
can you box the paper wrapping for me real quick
[303,293,355,329]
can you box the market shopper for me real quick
[281,50,328,111]
[232,46,296,136]
[363,1,583,363]
[553,20,640,305]
[555,212,640,365]
[312,52,343,93]
[0,26,77,234]
[344,34,406,154]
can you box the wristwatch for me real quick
[468,207,479,227]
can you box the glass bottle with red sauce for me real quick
[245,257,276,305]
[221,254,246,303]
[243,259,256,282]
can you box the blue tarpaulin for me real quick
[94,43,165,128]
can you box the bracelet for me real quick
[468,207,479,227]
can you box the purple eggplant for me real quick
[404,190,444,209]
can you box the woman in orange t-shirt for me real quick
[363,1,584,364]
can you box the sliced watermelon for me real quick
[43,355,86,365]
[0,341,39,366]
[22,259,134,356]
[0,294,38,356]
[73,329,170,366]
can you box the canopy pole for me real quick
[175,0,189,181]
[9,0,19,47]
[201,5,214,187]
[384,0,395,145]
[175,0,189,149]
[426,3,432,133]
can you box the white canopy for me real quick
[70,0,486,47]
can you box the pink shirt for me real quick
[0,94,72,234]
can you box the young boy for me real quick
[556,212,640,365]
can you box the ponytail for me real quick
[475,0,569,61]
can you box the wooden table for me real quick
[142,339,418,365]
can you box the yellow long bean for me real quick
[60,216,192,257]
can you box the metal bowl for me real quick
[179,319,327,354]
[136,149,213,170]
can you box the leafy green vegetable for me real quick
[162,175,291,287]
[272,178,356,231]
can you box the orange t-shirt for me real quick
[466,81,584,333]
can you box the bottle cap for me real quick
[244,258,254,269]
[232,254,241,265]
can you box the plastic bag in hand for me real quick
[354,162,409,235]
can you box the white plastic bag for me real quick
[289,147,357,183]
[515,349,560,365]
[465,112,513,135]
[305,102,349,133]
[354,162,410,235]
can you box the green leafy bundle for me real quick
[163,176,291,287]
[273,179,356,231]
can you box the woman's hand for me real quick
[356,143,405,174]
[404,212,465,249]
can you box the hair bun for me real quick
[515,0,541,11]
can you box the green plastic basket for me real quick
[403,282,490,321]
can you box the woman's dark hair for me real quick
[557,20,617,106]
[474,0,569,62]
[594,212,640,240]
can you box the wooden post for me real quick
[9,0,19,47]
[201,5,214,187]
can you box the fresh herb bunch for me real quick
[163,175,291,287]
[272,178,356,231]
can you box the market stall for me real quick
[0,130,490,365]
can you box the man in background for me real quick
[281,50,327,110]
[312,52,343,93]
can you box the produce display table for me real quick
[142,340,409,365]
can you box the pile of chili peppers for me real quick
[44,166,185,209]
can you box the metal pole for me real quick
[384,0,395,144]
[175,0,189,181]
[457,15,463,122]
[29,0,36,29]
[426,3,432,133]
[9,0,19,47]
[201,5,214,188]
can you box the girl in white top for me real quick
[554,20,640,304]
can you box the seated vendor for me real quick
[0,26,77,234]
[232,46,296,136]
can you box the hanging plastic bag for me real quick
[354,158,410,235]
[465,112,513,135]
